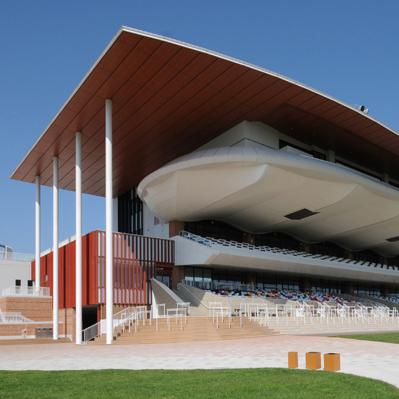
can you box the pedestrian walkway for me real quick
[0,335,398,389]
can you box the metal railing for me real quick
[182,279,256,292]
[2,286,50,298]
[0,307,33,323]
[82,321,101,342]
[0,251,34,262]
[179,231,399,272]
[278,301,399,328]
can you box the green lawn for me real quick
[0,369,397,399]
[334,332,399,344]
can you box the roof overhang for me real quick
[11,26,399,198]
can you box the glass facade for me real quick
[185,220,242,242]
[118,186,143,235]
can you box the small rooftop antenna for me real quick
[354,104,369,114]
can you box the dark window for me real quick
[15,279,21,286]
[118,186,143,235]
[310,242,346,258]
[279,140,326,161]
[352,249,383,264]
[311,150,326,160]
[388,256,399,267]
[184,220,242,242]
[27,280,33,287]
[254,232,302,251]
[336,160,380,180]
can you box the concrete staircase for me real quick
[89,316,279,345]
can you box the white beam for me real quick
[35,176,41,288]
[75,132,82,345]
[105,99,113,345]
[53,156,59,340]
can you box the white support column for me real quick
[35,176,41,288]
[53,156,59,340]
[76,132,82,345]
[105,99,113,345]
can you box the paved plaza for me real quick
[1,335,398,388]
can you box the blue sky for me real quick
[1,1,399,253]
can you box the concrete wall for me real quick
[197,120,280,151]
[143,203,170,239]
[151,278,183,314]
[0,259,32,295]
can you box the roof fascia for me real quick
[11,26,399,180]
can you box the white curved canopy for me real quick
[138,146,399,256]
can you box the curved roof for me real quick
[139,146,399,256]
[11,26,399,197]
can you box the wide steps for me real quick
[267,316,399,335]
[89,316,278,345]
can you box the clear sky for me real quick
[1,0,399,254]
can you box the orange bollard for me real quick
[324,353,341,371]
[306,352,321,370]
[288,352,298,368]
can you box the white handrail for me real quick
[2,286,50,298]
[0,307,33,323]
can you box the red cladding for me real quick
[32,231,174,309]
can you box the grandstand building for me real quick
[10,26,399,342]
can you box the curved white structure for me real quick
[139,145,399,256]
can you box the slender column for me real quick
[76,132,82,344]
[53,156,59,340]
[35,176,41,288]
[105,99,113,344]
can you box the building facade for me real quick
[10,26,399,342]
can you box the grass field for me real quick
[0,369,398,399]
[335,332,399,344]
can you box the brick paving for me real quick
[0,335,398,388]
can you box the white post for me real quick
[76,132,82,345]
[53,156,59,340]
[105,99,113,345]
[35,176,41,288]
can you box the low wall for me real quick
[0,296,52,322]
[0,296,74,341]
[0,322,63,339]
[151,278,183,314]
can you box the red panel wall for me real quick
[31,231,174,309]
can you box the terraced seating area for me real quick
[207,288,353,304]
[180,231,399,271]
[374,295,399,304]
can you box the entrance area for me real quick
[156,265,173,288]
